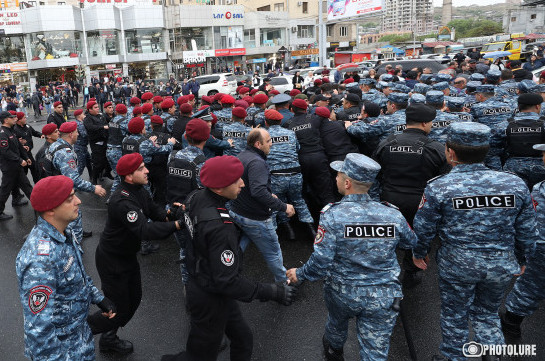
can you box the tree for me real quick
[378,34,412,44]
[447,19,503,39]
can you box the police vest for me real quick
[122,136,147,155]
[108,116,126,146]
[41,143,72,178]
[246,109,264,127]
[166,151,206,203]
[506,116,545,157]
[148,132,170,167]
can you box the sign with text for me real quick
[215,48,246,57]
[0,8,21,33]
[183,50,214,63]
[327,0,383,21]
[291,48,319,56]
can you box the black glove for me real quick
[98,297,116,314]
[167,205,179,222]
[258,283,297,306]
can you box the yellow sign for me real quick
[291,48,319,56]
[511,33,525,39]
[0,62,28,72]
[1,0,19,8]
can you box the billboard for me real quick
[327,0,383,21]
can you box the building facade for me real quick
[504,5,545,34]
[381,0,434,35]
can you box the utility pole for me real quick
[318,0,328,66]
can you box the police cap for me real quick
[271,93,291,105]
[425,90,444,105]
[432,81,449,91]
[330,153,381,183]
[409,93,426,104]
[486,69,501,82]
[475,84,495,94]
[413,83,431,95]
[447,122,491,147]
[387,93,409,104]
[447,97,466,110]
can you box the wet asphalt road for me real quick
[1,114,544,361]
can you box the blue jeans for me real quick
[45,103,52,115]
[229,211,287,282]
[83,94,89,106]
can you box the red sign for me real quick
[215,48,246,57]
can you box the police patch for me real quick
[344,224,396,239]
[37,240,50,256]
[28,285,52,314]
[452,194,516,210]
[221,250,235,266]
[314,225,325,244]
[127,210,138,222]
[0,139,7,148]
[418,194,427,209]
[68,159,76,169]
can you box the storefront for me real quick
[0,62,29,86]
[127,60,167,81]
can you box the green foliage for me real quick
[378,34,412,44]
[447,19,503,39]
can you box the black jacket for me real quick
[14,123,42,152]
[47,112,65,128]
[0,125,27,169]
[83,113,108,143]
[312,115,358,162]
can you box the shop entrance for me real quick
[36,67,76,86]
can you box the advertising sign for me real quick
[215,48,246,57]
[0,8,21,34]
[327,0,383,21]
[183,50,214,63]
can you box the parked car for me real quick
[268,75,294,94]
[375,59,448,74]
[194,73,237,96]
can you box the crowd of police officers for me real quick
[3,64,545,361]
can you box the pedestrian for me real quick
[412,122,539,361]
[162,155,296,361]
[189,77,200,103]
[286,153,418,361]
[83,101,109,184]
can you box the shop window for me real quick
[125,29,164,54]
[128,60,166,81]
[0,35,26,64]
[339,26,347,37]
[257,5,270,11]
[327,25,333,37]
[29,31,82,61]
[244,29,256,48]
[511,17,516,22]
[87,30,120,57]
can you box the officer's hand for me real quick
[26,159,32,165]
[24,146,30,152]
[285,204,295,217]
[98,297,117,319]
[167,137,176,145]
[286,268,298,284]
[265,283,296,306]
[227,139,234,147]
[413,257,428,270]
[344,121,352,129]
[20,160,28,167]
[514,265,526,276]
[104,125,109,129]
[94,185,107,197]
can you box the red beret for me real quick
[153,95,163,103]
[232,106,247,119]
[265,109,283,121]
[234,100,249,109]
[314,79,323,86]
[201,96,213,105]
[116,153,144,176]
[243,96,254,104]
[130,97,141,105]
[104,101,113,108]
[150,115,163,125]
[200,156,244,188]
[291,98,308,110]
[250,89,259,96]
[141,103,153,114]
[128,117,145,134]
[8,110,17,115]
[210,113,218,125]
[89,97,97,102]
[198,105,210,111]
[59,121,77,133]
[42,123,58,136]
[73,109,83,117]
[53,101,62,108]
[141,92,154,101]
[236,85,243,94]
[180,103,193,114]
[315,106,331,118]
[188,94,195,101]
[186,118,210,141]
[321,77,330,83]
[289,89,301,97]
[221,95,235,104]
[213,93,225,102]
[343,78,355,84]
[86,101,97,110]
[541,70,545,79]
[161,98,175,109]
[177,95,189,105]
[238,87,249,95]
[16,112,25,120]
[269,90,280,96]
[132,106,142,116]
[253,94,269,104]
[31,175,74,212]
[115,103,127,114]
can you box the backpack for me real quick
[40,143,72,179]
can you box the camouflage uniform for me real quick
[122,134,174,165]
[426,91,461,144]
[277,108,294,126]
[74,119,91,176]
[106,114,129,195]
[161,113,177,134]
[141,114,153,133]
[16,218,104,361]
[213,108,233,127]
[222,122,250,157]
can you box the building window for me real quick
[29,31,82,61]
[244,29,255,48]
[339,26,347,37]
[511,17,516,22]
[327,25,333,37]
[302,1,308,13]
[260,28,285,47]
[531,14,537,19]
[125,29,164,54]
[213,26,243,49]
[297,25,314,39]
[87,30,120,57]
[39,1,44,4]
[0,35,26,63]
[274,2,284,11]
[57,1,65,4]
[257,5,270,11]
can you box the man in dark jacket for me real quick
[83,101,109,184]
[47,101,66,128]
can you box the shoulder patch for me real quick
[418,194,427,209]
[320,202,339,213]
[381,201,399,210]
[427,174,446,184]
[221,250,235,266]
[314,225,326,244]
[532,196,538,211]
[121,190,130,197]
[37,240,50,256]
[217,207,233,224]
[28,285,53,314]
[127,210,138,222]
[67,159,76,169]
[0,139,8,148]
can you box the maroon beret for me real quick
[42,123,58,136]
[236,85,243,94]
[269,90,280,96]
[104,101,113,108]
[243,96,254,104]
[210,113,218,125]
[73,109,83,117]
[153,95,163,103]
[238,87,249,95]
[265,109,283,121]
[186,118,210,141]
[289,89,301,97]
[253,94,269,104]
[213,93,225,102]
[291,98,308,110]
[315,106,331,118]
[180,103,193,114]
[130,97,141,105]
[234,100,249,109]
[343,78,355,84]
[232,106,247,119]
[89,97,97,102]
[8,110,16,115]
[141,92,154,101]
[198,105,210,111]
[115,104,127,114]
[141,103,153,114]
[314,79,323,86]
[221,95,235,104]
[200,156,244,188]
[128,117,145,134]
[132,106,142,116]
[161,98,175,109]
[250,89,258,96]
[31,175,74,212]
[16,112,25,120]
[201,96,213,105]
[321,77,330,83]
[116,153,144,176]
[53,101,62,108]
[86,101,97,110]
[177,95,189,105]
[187,94,195,101]
[59,121,77,133]
[150,115,163,125]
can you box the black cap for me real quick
[344,93,360,104]
[518,93,543,106]
[468,59,477,64]
[362,101,380,118]
[406,103,436,123]
[313,94,330,103]
[0,111,17,122]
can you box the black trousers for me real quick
[89,142,107,180]
[299,151,336,207]
[88,246,142,334]
[0,165,33,214]
[147,163,167,206]
[185,280,253,361]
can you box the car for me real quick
[194,73,237,96]
[267,75,293,94]
[375,59,448,74]
[532,65,545,82]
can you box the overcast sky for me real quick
[432,0,505,6]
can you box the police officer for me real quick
[0,111,33,221]
[103,101,115,124]
[127,96,141,117]
[501,142,545,343]
[286,153,418,361]
[16,175,116,361]
[14,111,42,183]
[425,90,461,144]
[335,93,362,122]
[445,97,473,122]
[161,156,296,361]
[46,101,66,128]
[88,153,183,354]
[413,122,538,361]
[148,115,171,205]
[83,101,109,184]
[246,93,267,127]
[161,98,178,135]
[223,106,250,156]
[172,103,193,144]
[373,103,449,288]
[35,123,59,180]
[141,102,154,133]
[73,109,92,177]
[106,103,129,195]
[271,93,294,125]
[214,94,235,128]
[504,93,545,188]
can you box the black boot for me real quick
[99,328,133,354]
[305,222,317,239]
[12,198,28,206]
[500,310,524,341]
[103,169,114,180]
[323,335,344,361]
